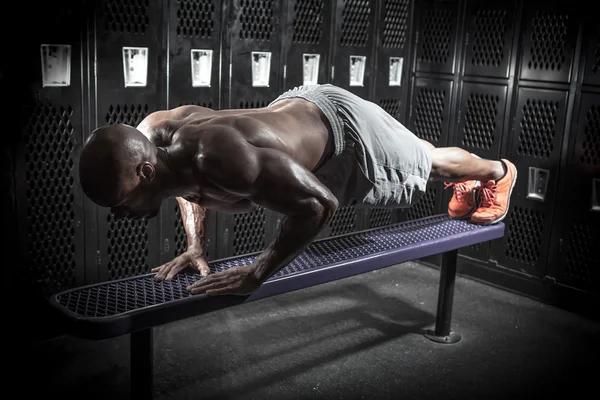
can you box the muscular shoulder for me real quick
[187,122,250,158]
[137,105,216,145]
[141,104,214,125]
[192,124,260,194]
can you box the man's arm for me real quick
[153,197,210,280]
[175,197,207,253]
[199,127,339,285]
[175,196,258,250]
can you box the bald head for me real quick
[79,124,157,207]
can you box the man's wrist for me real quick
[250,263,269,284]
[187,245,204,255]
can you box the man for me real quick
[79,84,517,296]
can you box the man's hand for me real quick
[152,248,210,281]
[186,266,261,296]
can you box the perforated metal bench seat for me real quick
[50,214,504,341]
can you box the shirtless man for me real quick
[79,84,517,296]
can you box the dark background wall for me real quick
[3,0,598,345]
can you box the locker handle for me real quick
[527,167,550,202]
[592,178,600,212]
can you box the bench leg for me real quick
[131,328,154,399]
[423,249,462,344]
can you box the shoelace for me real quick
[479,182,498,208]
[444,182,470,203]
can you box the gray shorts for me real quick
[270,84,432,209]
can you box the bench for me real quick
[49,214,505,399]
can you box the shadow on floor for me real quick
[154,281,436,399]
[17,262,600,400]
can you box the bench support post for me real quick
[131,328,154,399]
[424,249,462,344]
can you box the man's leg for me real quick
[420,139,517,224]
[427,145,505,183]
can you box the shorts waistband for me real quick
[269,85,345,156]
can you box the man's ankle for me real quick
[494,160,507,182]
[485,161,506,182]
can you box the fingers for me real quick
[184,266,259,296]
[186,277,215,294]
[166,266,183,280]
[153,253,210,283]
[186,273,231,295]
[192,258,211,277]
[153,260,188,281]
[152,262,172,281]
[205,288,232,296]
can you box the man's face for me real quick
[110,182,162,220]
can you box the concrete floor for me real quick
[20,261,600,400]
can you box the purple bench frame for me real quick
[49,214,505,399]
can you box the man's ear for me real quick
[138,162,156,182]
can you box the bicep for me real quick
[250,148,338,216]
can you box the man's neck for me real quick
[156,146,199,198]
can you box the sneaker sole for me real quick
[475,167,518,226]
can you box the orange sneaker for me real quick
[471,159,518,225]
[445,180,479,219]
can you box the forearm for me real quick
[252,198,337,283]
[176,197,207,252]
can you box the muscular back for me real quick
[137,100,334,172]
[135,100,335,212]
